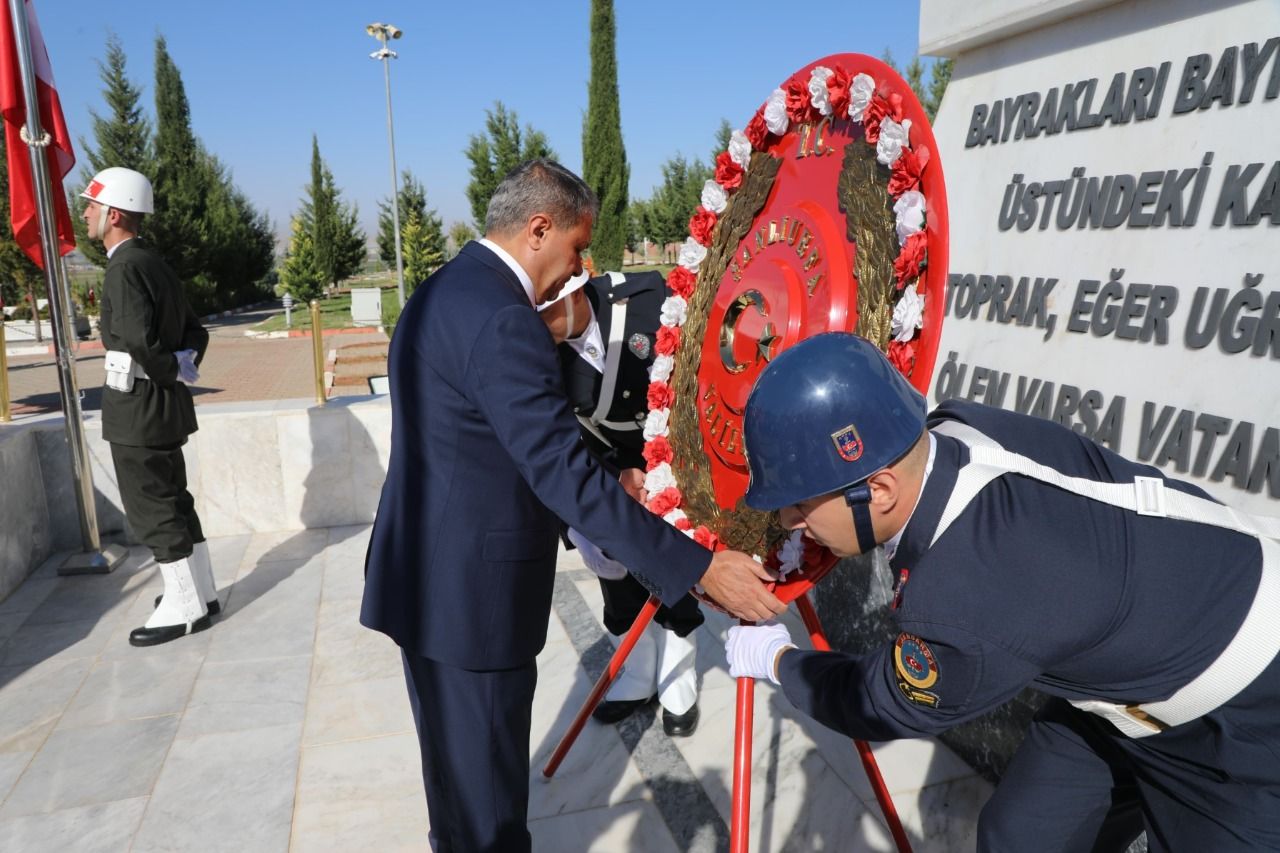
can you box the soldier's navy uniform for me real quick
[99,238,208,564]
[558,271,703,640]
[778,399,1280,851]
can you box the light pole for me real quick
[367,22,406,308]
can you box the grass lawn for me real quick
[251,286,402,333]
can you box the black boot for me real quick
[662,703,700,737]
[154,594,221,615]
[592,693,656,724]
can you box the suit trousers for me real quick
[599,572,703,638]
[109,441,203,563]
[402,649,538,853]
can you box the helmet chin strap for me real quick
[843,484,878,554]
[96,205,110,238]
[563,292,575,338]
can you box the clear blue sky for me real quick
[39,1,930,243]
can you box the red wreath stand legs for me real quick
[544,592,912,853]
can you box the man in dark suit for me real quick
[361,159,783,852]
[81,167,215,647]
[540,270,704,736]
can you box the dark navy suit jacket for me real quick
[361,242,711,670]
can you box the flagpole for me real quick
[7,0,122,574]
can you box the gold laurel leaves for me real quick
[837,138,898,350]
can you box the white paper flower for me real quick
[808,66,834,116]
[642,408,670,442]
[876,117,912,166]
[663,508,688,527]
[649,354,674,383]
[700,179,728,214]
[777,530,805,579]
[891,284,926,342]
[677,238,707,271]
[659,295,688,328]
[644,463,678,496]
[728,130,752,170]
[764,87,789,135]
[848,73,875,122]
[894,191,926,246]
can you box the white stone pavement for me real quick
[0,526,990,852]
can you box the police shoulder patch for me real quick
[893,632,941,708]
[628,332,651,359]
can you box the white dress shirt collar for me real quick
[478,238,536,307]
[566,307,606,374]
[883,431,937,562]
[106,236,135,259]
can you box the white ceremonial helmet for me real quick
[537,271,590,312]
[80,167,154,215]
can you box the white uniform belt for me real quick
[931,419,1280,738]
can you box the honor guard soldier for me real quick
[726,332,1280,851]
[541,270,703,736]
[81,168,217,647]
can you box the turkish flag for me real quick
[0,0,75,269]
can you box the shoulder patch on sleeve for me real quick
[894,632,941,708]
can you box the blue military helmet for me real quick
[743,332,927,511]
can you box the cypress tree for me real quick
[582,0,628,272]
[377,170,440,269]
[464,102,556,230]
[300,136,365,291]
[149,35,208,297]
[279,215,322,300]
[72,34,152,266]
[925,59,953,121]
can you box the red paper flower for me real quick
[888,145,930,196]
[688,206,717,246]
[714,151,744,191]
[784,78,816,124]
[647,381,674,411]
[888,339,917,378]
[826,67,852,118]
[745,107,769,150]
[893,231,928,288]
[643,436,674,470]
[863,92,903,145]
[693,525,723,551]
[674,516,693,531]
[667,266,696,298]
[655,326,680,356]
[647,487,682,517]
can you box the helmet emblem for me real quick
[831,424,864,462]
[85,180,104,198]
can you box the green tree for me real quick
[582,0,628,271]
[299,135,365,291]
[400,209,445,291]
[376,169,425,268]
[72,34,152,266]
[200,154,275,306]
[880,47,899,73]
[148,36,208,295]
[646,154,712,252]
[278,215,322,300]
[711,118,732,160]
[925,58,954,121]
[447,221,477,258]
[905,56,927,105]
[464,102,556,230]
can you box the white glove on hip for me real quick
[175,349,199,384]
[726,622,795,685]
[566,527,629,581]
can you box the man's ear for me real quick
[866,468,900,513]
[526,213,552,249]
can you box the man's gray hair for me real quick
[484,159,598,236]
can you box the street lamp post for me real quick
[366,22,406,309]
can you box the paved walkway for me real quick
[2,311,387,419]
[0,527,990,852]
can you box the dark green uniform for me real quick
[99,238,209,563]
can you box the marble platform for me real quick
[0,526,991,851]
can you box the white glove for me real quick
[566,528,629,581]
[175,349,199,384]
[726,622,796,685]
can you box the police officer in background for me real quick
[81,168,217,647]
[540,270,703,736]
[726,333,1280,850]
